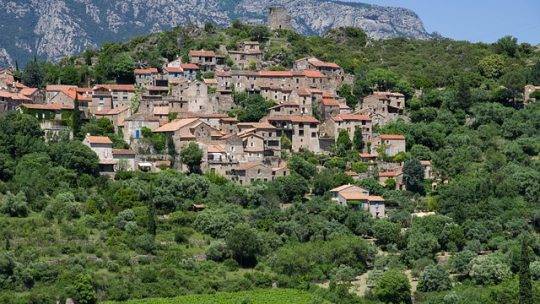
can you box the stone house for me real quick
[180,64,200,80]
[134,68,159,87]
[83,134,115,175]
[45,85,78,102]
[123,113,161,145]
[329,184,385,218]
[294,57,344,86]
[237,122,282,157]
[229,41,263,69]
[189,50,222,71]
[321,113,372,144]
[372,134,406,157]
[269,103,301,116]
[378,168,404,190]
[421,160,434,180]
[266,114,320,152]
[360,91,405,126]
[112,149,137,171]
[169,80,212,113]
[226,161,289,185]
[219,117,239,135]
[153,118,221,153]
[93,106,130,132]
[0,91,30,114]
[19,103,73,139]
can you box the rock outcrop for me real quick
[0,0,431,66]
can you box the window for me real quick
[311,132,316,138]
[299,130,304,136]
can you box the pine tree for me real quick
[519,233,532,304]
[336,129,352,156]
[147,201,157,236]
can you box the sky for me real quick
[355,0,540,44]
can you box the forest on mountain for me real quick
[2,22,540,304]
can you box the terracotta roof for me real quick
[379,170,402,178]
[181,63,200,70]
[189,50,216,57]
[46,85,77,92]
[307,57,341,69]
[258,70,294,78]
[207,144,226,153]
[267,115,319,124]
[301,70,325,78]
[153,118,199,132]
[86,135,112,144]
[367,195,385,202]
[113,149,136,156]
[215,70,231,77]
[164,66,183,73]
[236,162,265,171]
[333,114,371,121]
[19,88,38,97]
[21,103,72,110]
[321,98,340,106]
[93,84,136,92]
[94,106,129,116]
[340,191,369,201]
[270,103,300,109]
[134,68,158,75]
[330,184,356,192]
[124,113,160,122]
[220,117,238,123]
[380,134,405,140]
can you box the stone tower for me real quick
[267,7,292,31]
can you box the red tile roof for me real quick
[321,98,340,106]
[301,70,324,78]
[380,134,405,140]
[333,114,371,121]
[86,135,112,144]
[134,68,158,75]
[307,57,341,69]
[258,70,294,78]
[112,149,136,156]
[267,114,319,124]
[181,63,200,70]
[164,66,183,73]
[189,50,216,57]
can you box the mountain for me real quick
[0,0,431,66]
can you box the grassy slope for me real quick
[105,288,327,304]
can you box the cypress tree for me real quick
[353,126,363,151]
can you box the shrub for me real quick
[1,192,29,217]
[449,250,476,275]
[174,227,193,244]
[530,261,540,280]
[418,265,452,292]
[206,240,230,262]
[469,254,511,285]
[372,269,412,304]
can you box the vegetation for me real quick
[4,22,540,304]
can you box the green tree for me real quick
[494,35,519,57]
[49,141,99,175]
[225,224,262,267]
[352,126,363,151]
[403,158,424,193]
[147,202,157,236]
[519,234,532,304]
[288,155,316,180]
[280,134,292,150]
[372,269,412,304]
[72,95,82,138]
[21,57,44,88]
[180,142,203,174]
[418,265,451,292]
[478,54,506,78]
[335,129,352,156]
[72,273,97,304]
[373,220,401,247]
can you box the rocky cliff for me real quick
[0,0,431,66]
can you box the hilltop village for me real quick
[0,11,439,219]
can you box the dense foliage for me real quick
[3,22,540,304]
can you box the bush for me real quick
[449,250,476,275]
[418,265,452,292]
[469,254,511,285]
[529,261,540,280]
[206,240,230,262]
[371,269,412,304]
[1,192,29,217]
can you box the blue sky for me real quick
[355,0,540,44]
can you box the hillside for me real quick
[0,0,430,66]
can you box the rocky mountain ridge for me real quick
[0,0,431,66]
